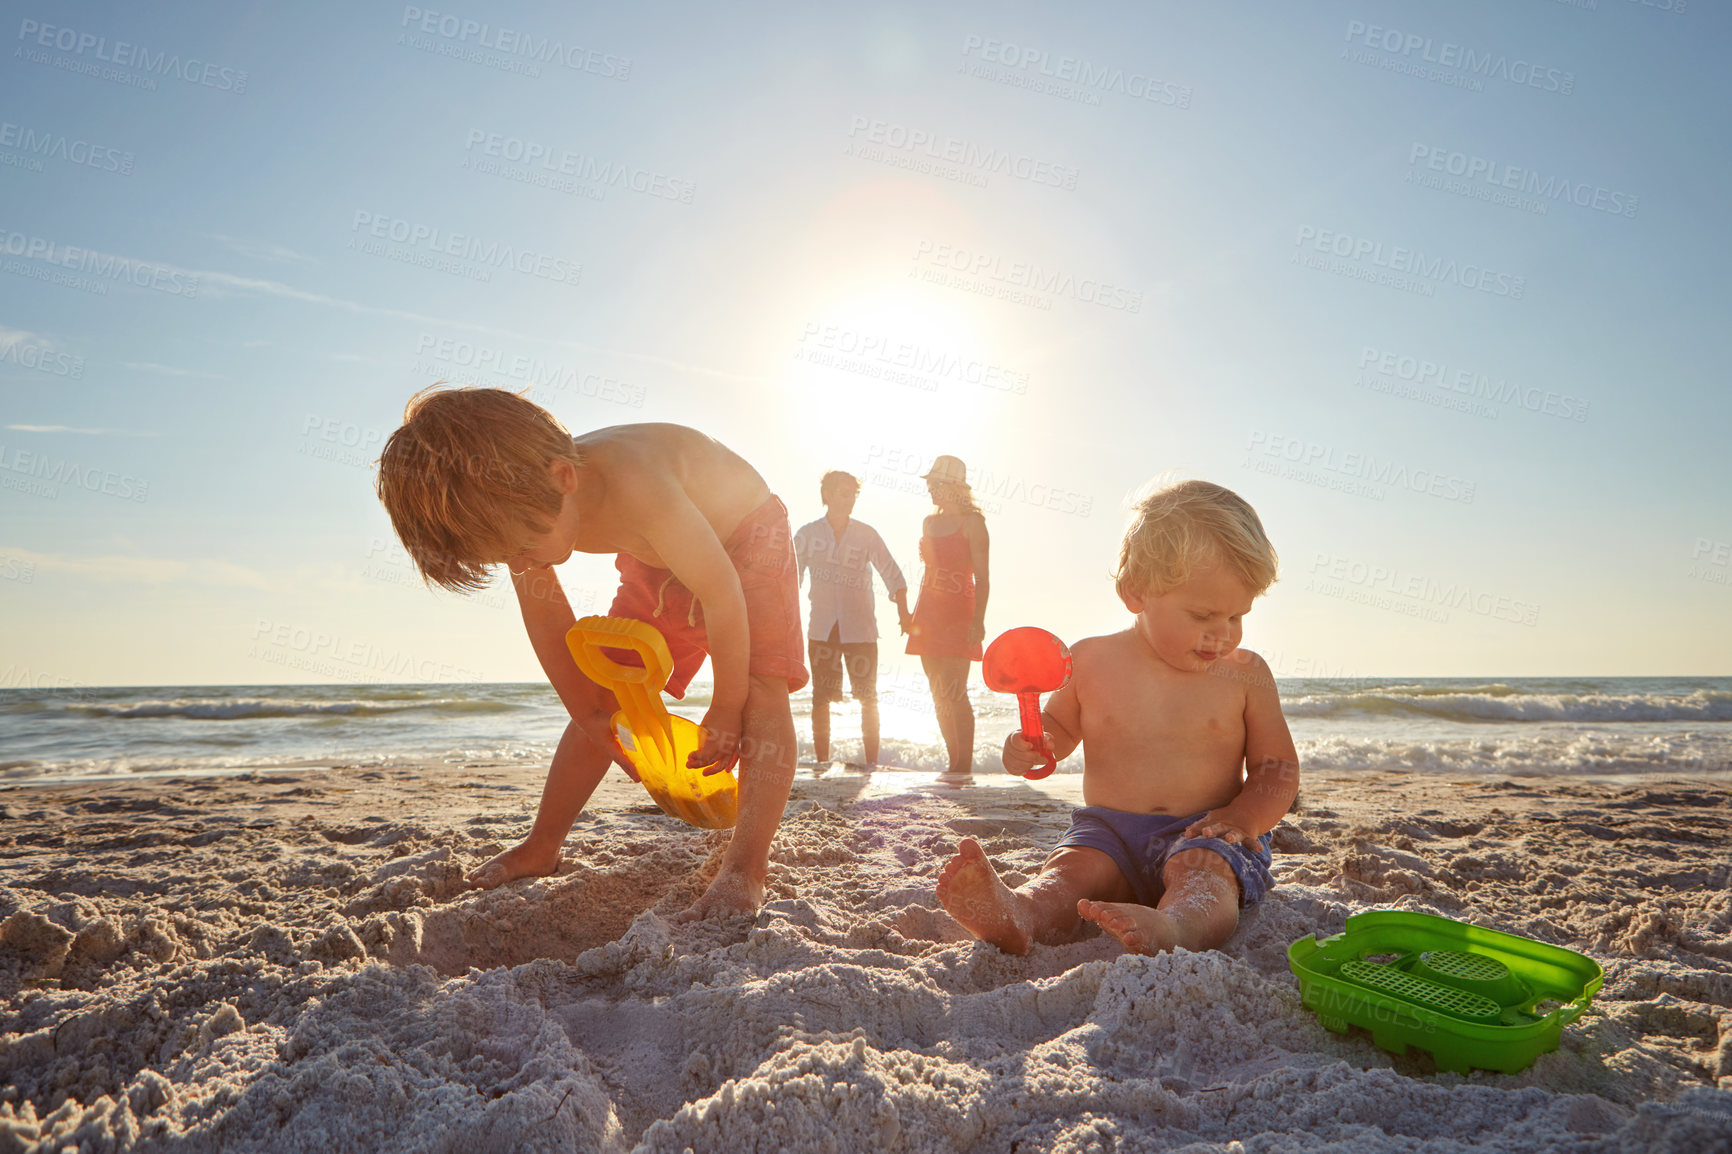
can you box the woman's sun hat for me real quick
[921,455,967,485]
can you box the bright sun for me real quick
[787,282,1006,453]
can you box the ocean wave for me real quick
[1282,688,1732,724]
[1297,732,1732,777]
[63,697,525,721]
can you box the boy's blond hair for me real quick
[1115,480,1277,600]
[375,386,580,591]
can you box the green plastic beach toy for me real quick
[1288,910,1602,1074]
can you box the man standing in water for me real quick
[794,471,911,767]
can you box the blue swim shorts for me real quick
[1052,806,1275,908]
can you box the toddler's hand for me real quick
[1001,731,1055,777]
[1185,813,1258,847]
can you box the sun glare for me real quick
[787,283,1008,449]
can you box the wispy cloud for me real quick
[121,361,227,380]
[6,425,159,437]
[193,265,768,384]
[0,324,49,346]
[205,233,314,265]
[25,241,767,387]
[3,548,279,590]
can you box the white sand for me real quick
[2,765,1729,1152]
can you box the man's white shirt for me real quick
[793,518,907,643]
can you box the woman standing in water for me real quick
[905,455,990,784]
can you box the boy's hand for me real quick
[692,706,743,775]
[1185,812,1261,848]
[1001,731,1055,777]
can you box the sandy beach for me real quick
[2,763,1729,1152]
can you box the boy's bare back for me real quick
[556,424,771,566]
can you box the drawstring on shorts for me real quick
[651,573,700,627]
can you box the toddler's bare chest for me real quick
[1084,677,1243,749]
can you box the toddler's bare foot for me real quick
[936,838,1032,955]
[467,841,561,890]
[1078,899,1182,955]
[674,869,763,923]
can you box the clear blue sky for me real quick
[3,0,1728,688]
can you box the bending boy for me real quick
[377,387,807,920]
[938,480,1299,955]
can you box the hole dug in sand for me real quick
[344,841,713,975]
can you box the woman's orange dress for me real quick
[905,529,982,660]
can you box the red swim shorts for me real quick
[606,495,809,698]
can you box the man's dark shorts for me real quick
[809,624,878,704]
[1053,806,1274,908]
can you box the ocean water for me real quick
[1,676,1728,787]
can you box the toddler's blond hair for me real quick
[1115,480,1277,600]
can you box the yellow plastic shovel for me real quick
[565,615,738,829]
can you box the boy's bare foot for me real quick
[467,841,562,890]
[673,869,762,923]
[1077,899,1182,955]
[936,838,1032,955]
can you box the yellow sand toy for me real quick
[565,616,738,829]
